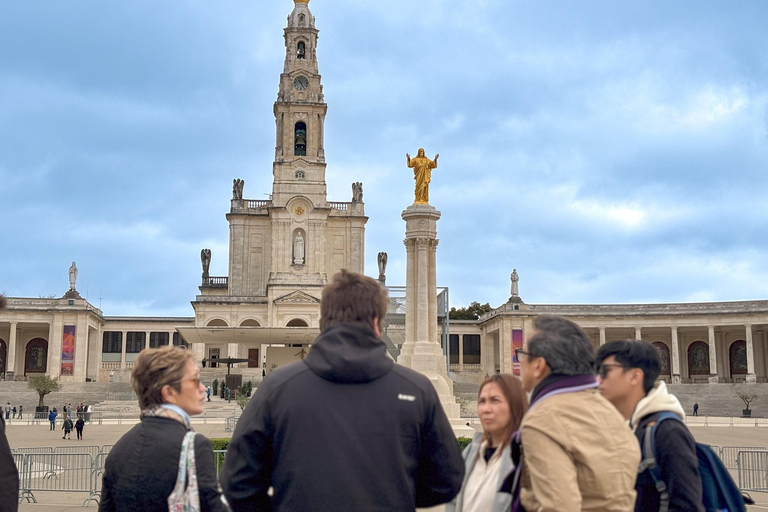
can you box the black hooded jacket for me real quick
[221,323,465,512]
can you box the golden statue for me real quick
[406,148,439,204]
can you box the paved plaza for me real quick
[6,420,768,511]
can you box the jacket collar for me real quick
[529,373,598,409]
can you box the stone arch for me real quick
[0,338,6,374]
[297,40,306,58]
[286,318,309,327]
[687,340,710,377]
[652,342,671,376]
[25,338,48,375]
[294,121,307,156]
[206,319,228,327]
[240,319,261,327]
[729,340,748,376]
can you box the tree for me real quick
[449,301,492,320]
[0,293,6,309]
[737,389,757,411]
[236,394,251,412]
[212,379,219,395]
[27,375,62,407]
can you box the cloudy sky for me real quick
[1,0,767,316]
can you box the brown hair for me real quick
[131,346,195,409]
[320,269,388,332]
[478,374,528,449]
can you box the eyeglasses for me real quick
[514,348,535,361]
[596,363,630,379]
[172,376,202,388]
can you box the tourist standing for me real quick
[446,374,528,512]
[99,346,229,512]
[110,369,114,382]
[207,385,211,402]
[11,406,16,419]
[17,405,22,420]
[221,270,464,512]
[517,315,640,511]
[75,416,85,440]
[4,402,9,420]
[62,415,74,440]
[693,402,699,416]
[48,409,57,430]
[597,340,704,512]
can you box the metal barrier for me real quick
[213,450,227,476]
[721,446,768,470]
[737,450,768,492]
[87,452,109,505]
[18,453,95,504]
[55,445,102,460]
[100,444,114,454]
[13,447,54,455]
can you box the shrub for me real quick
[457,436,473,451]
[212,379,219,395]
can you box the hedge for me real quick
[211,436,474,454]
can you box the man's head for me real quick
[320,269,388,335]
[596,339,660,417]
[519,315,596,392]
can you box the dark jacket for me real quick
[0,415,19,512]
[99,416,228,512]
[221,323,465,512]
[634,412,705,512]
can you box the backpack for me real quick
[640,411,745,512]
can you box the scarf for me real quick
[141,403,193,430]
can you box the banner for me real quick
[61,325,76,376]
[512,329,524,375]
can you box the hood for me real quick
[304,323,393,384]
[630,380,686,431]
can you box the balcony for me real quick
[201,276,229,288]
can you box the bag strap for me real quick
[638,412,683,512]
[171,432,196,497]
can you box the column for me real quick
[671,327,681,384]
[599,327,606,346]
[634,327,642,340]
[6,322,17,380]
[746,324,756,383]
[458,335,463,367]
[416,239,428,343]
[404,239,415,346]
[427,240,438,345]
[708,326,718,383]
[120,331,127,370]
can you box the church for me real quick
[1,0,767,387]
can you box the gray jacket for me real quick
[446,432,515,512]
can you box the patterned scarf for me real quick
[141,403,193,430]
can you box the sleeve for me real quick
[521,420,582,512]
[0,417,19,512]
[193,435,231,512]
[219,390,273,512]
[414,386,465,508]
[656,422,705,512]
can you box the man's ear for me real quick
[371,317,382,338]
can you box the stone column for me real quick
[428,240,438,345]
[398,239,416,365]
[599,327,606,346]
[671,327,681,384]
[634,327,642,340]
[416,239,429,343]
[120,331,127,370]
[458,335,463,367]
[746,324,757,383]
[6,322,18,380]
[48,316,63,378]
[708,326,719,383]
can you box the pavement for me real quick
[6,420,768,511]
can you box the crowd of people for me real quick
[0,271,749,512]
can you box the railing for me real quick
[17,452,100,505]
[214,450,227,476]
[100,362,121,370]
[246,199,271,209]
[201,276,228,288]
[328,202,350,211]
[5,409,238,427]
[449,363,483,372]
[106,391,137,401]
[737,450,768,492]
[722,446,768,470]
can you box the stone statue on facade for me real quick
[293,232,305,265]
[232,179,244,201]
[68,262,78,290]
[201,249,212,278]
[510,269,519,297]
[406,148,439,204]
[377,252,388,284]
[351,182,363,203]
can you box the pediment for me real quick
[274,291,321,304]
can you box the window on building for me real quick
[294,122,307,156]
[102,332,122,353]
[449,334,459,365]
[149,332,170,349]
[173,332,189,348]
[126,332,146,353]
[297,41,306,59]
[463,334,481,364]
[295,170,305,179]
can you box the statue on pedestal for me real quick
[406,148,439,204]
[232,179,245,201]
[201,249,212,279]
[68,262,78,290]
[377,252,388,284]
[510,269,519,297]
[294,232,305,265]
[351,182,363,203]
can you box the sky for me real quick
[1,0,767,317]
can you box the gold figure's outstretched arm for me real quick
[406,153,412,167]
[434,154,439,162]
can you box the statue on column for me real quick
[201,249,212,279]
[232,179,245,201]
[68,262,78,290]
[510,269,519,297]
[293,232,305,265]
[351,182,363,203]
[406,148,439,204]
[377,252,388,284]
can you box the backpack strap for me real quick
[638,412,683,512]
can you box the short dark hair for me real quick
[320,270,388,332]
[527,315,595,375]
[597,339,660,393]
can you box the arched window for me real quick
[286,319,309,327]
[687,341,710,377]
[206,319,228,327]
[294,122,307,156]
[297,41,306,59]
[240,319,261,327]
[652,342,671,375]
[25,338,48,375]
[729,340,748,376]
[295,170,305,179]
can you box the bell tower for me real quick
[272,0,328,208]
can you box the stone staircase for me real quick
[0,381,134,414]
[453,382,480,417]
[667,383,768,418]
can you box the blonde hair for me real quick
[131,346,195,409]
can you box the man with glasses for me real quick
[597,339,704,512]
[517,315,639,511]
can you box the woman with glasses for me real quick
[100,346,229,512]
[446,374,529,512]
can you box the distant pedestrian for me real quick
[110,369,115,382]
[48,410,57,430]
[11,407,16,419]
[3,403,9,420]
[262,355,266,368]
[62,416,73,440]
[17,406,22,420]
[207,385,212,402]
[693,402,699,416]
[226,387,231,401]
[75,417,85,440]
[85,404,92,422]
